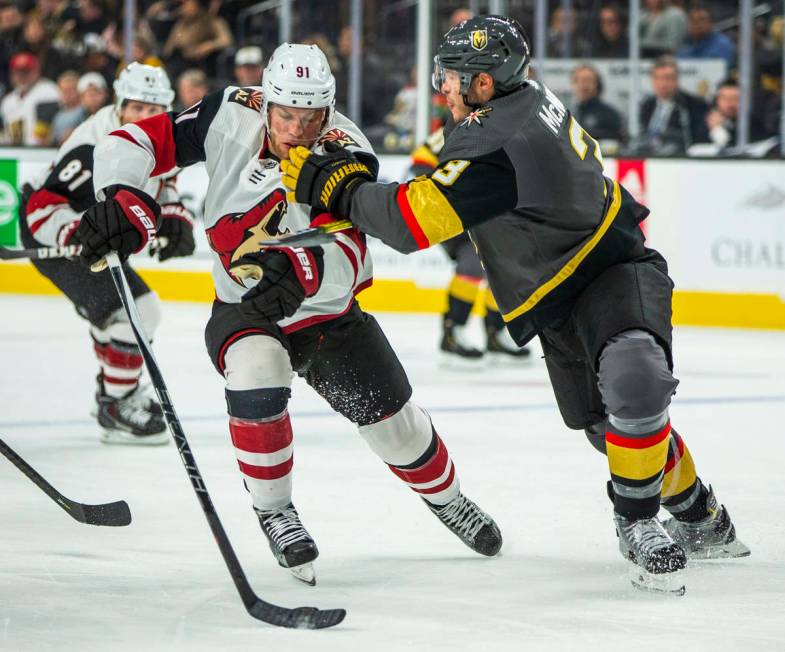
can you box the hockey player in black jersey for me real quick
[281,16,749,593]
[77,43,502,586]
[20,63,196,445]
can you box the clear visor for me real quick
[432,59,467,93]
[266,102,329,147]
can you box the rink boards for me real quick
[1,149,784,329]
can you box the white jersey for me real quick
[25,105,180,247]
[93,86,374,333]
[0,78,60,146]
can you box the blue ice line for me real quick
[0,395,783,431]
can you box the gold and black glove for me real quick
[281,143,375,218]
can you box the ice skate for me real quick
[440,323,484,367]
[96,379,168,445]
[425,493,502,556]
[486,326,531,360]
[256,503,319,586]
[614,513,687,595]
[662,486,750,560]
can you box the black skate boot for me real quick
[96,379,168,446]
[662,486,750,560]
[486,326,531,359]
[256,503,319,585]
[425,493,502,556]
[440,321,484,361]
[614,513,687,595]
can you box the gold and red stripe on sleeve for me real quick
[395,178,465,250]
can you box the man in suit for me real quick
[639,56,709,155]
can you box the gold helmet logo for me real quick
[471,29,488,51]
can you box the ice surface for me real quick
[1,295,783,651]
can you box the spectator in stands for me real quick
[176,68,209,111]
[20,12,65,82]
[705,80,769,148]
[333,25,393,127]
[50,70,85,145]
[591,5,629,58]
[106,30,164,75]
[677,4,736,72]
[77,71,108,117]
[234,46,263,87]
[27,0,67,39]
[448,8,473,28]
[640,0,687,57]
[81,32,117,91]
[162,0,233,80]
[547,6,590,57]
[56,0,113,57]
[570,64,624,145]
[638,56,709,155]
[0,52,60,146]
[0,2,25,95]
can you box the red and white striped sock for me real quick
[94,339,143,398]
[229,411,294,510]
[388,434,460,506]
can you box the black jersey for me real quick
[350,81,649,345]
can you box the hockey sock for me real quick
[606,416,671,520]
[445,274,481,327]
[660,428,708,522]
[483,290,505,332]
[93,337,143,398]
[388,431,460,507]
[229,410,294,511]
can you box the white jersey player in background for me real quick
[77,43,503,585]
[20,63,196,445]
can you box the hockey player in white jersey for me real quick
[76,43,502,585]
[20,63,196,445]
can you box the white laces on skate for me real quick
[117,396,156,428]
[435,494,491,542]
[260,506,311,549]
[618,516,675,558]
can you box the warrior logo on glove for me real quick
[205,189,289,285]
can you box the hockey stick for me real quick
[0,244,82,261]
[0,437,132,526]
[256,219,353,248]
[1,239,168,263]
[103,251,345,629]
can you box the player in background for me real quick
[77,44,502,585]
[410,127,530,361]
[280,17,749,593]
[19,63,195,446]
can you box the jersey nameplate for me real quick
[537,85,567,136]
[228,87,262,112]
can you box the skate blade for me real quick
[289,562,316,586]
[100,429,169,446]
[687,538,751,560]
[437,352,485,370]
[628,563,685,596]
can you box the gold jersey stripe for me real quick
[484,288,499,312]
[606,436,670,481]
[405,178,465,246]
[503,180,623,323]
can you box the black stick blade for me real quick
[74,500,133,527]
[248,602,346,629]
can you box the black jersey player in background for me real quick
[19,63,196,445]
[410,128,530,361]
[281,15,749,593]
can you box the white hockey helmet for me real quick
[113,62,175,112]
[262,43,336,133]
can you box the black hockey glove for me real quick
[79,185,161,268]
[230,247,324,323]
[154,202,195,261]
[281,142,376,218]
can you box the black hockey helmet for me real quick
[432,15,531,97]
